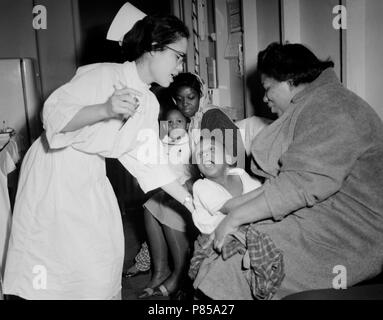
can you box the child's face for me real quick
[195,138,228,179]
[167,110,187,132]
[167,109,188,141]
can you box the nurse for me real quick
[3,3,192,299]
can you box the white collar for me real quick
[122,61,151,90]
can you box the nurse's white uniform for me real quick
[3,61,177,299]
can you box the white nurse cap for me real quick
[106,2,147,45]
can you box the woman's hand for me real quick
[60,85,143,133]
[106,87,142,120]
[209,214,239,253]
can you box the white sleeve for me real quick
[118,136,178,193]
[192,181,225,234]
[42,65,114,149]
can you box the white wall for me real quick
[214,0,233,110]
[345,0,383,119]
[299,0,341,78]
[256,0,280,52]
[365,0,383,119]
[243,0,280,117]
[281,0,341,78]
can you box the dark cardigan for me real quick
[196,68,383,299]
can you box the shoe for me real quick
[138,287,155,299]
[151,284,186,300]
[137,270,172,299]
[123,269,149,278]
[123,265,150,278]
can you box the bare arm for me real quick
[212,190,272,251]
[227,190,272,226]
[220,185,264,214]
[61,87,142,133]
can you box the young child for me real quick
[127,108,195,298]
[192,137,262,235]
[162,108,191,184]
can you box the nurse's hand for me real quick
[211,215,238,253]
[106,87,142,120]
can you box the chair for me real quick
[283,273,383,300]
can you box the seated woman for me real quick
[193,42,383,300]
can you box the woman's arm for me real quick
[213,190,272,251]
[61,87,142,133]
[220,185,264,214]
[228,190,272,226]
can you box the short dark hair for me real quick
[122,15,189,61]
[257,42,334,86]
[169,72,203,98]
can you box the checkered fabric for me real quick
[189,224,285,300]
[134,242,151,272]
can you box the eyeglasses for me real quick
[165,45,186,65]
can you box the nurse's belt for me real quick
[106,2,147,44]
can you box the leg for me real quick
[123,242,151,277]
[143,208,171,289]
[158,224,190,296]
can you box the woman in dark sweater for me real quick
[194,42,383,299]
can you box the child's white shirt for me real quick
[192,168,262,234]
[162,133,191,185]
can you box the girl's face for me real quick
[195,139,228,179]
[261,74,296,117]
[148,37,188,88]
[174,86,200,118]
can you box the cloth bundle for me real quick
[189,224,285,300]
